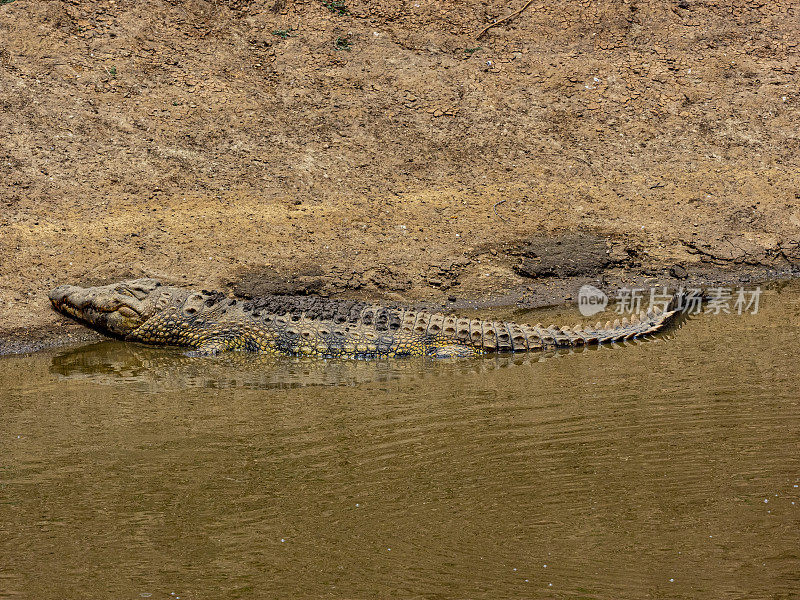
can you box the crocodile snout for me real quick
[49,285,76,308]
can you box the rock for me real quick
[669,264,688,279]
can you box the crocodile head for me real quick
[49,279,185,338]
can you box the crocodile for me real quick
[49,279,681,358]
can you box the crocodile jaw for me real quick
[49,279,166,338]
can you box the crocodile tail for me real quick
[475,293,684,352]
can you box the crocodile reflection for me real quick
[49,340,608,392]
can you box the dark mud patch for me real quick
[511,233,622,279]
[230,265,329,298]
[229,263,418,299]
[0,322,101,356]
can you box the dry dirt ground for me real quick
[1,0,799,351]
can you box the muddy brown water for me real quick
[2,283,799,599]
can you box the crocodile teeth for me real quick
[613,319,620,329]
[621,317,629,326]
